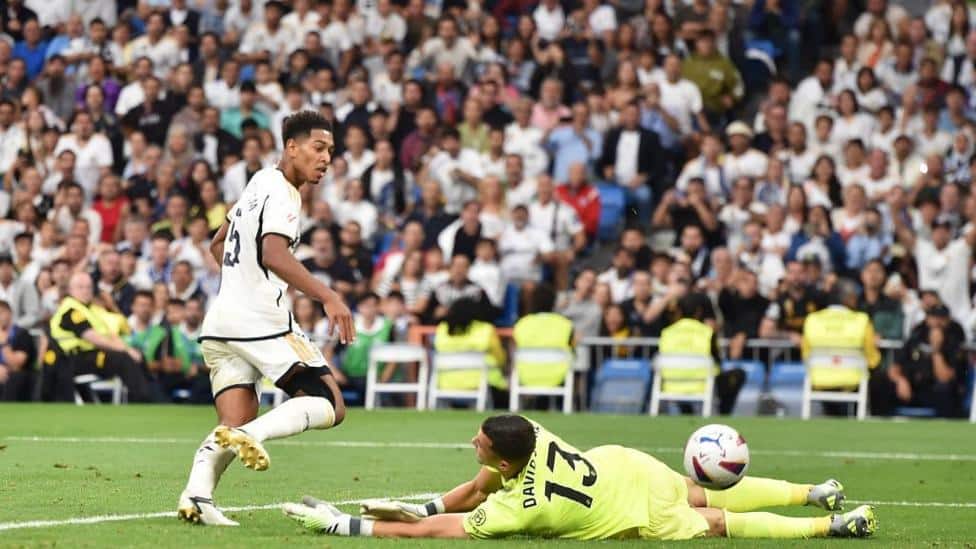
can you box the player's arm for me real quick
[261,234,355,343]
[210,220,229,264]
[371,514,469,539]
[361,467,502,521]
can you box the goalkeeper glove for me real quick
[359,497,445,522]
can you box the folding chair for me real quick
[73,374,125,405]
[365,343,429,410]
[428,351,491,411]
[590,359,652,414]
[802,350,869,420]
[509,348,575,414]
[649,354,716,417]
[259,377,287,408]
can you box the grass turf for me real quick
[1,405,974,547]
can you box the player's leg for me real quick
[694,506,877,539]
[215,362,345,470]
[685,477,845,512]
[178,342,259,525]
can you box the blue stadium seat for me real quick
[596,183,625,242]
[494,283,520,327]
[769,361,805,417]
[722,360,764,416]
[590,359,652,414]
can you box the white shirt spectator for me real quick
[408,36,476,78]
[0,123,25,175]
[853,5,908,40]
[282,9,321,37]
[220,160,267,204]
[722,149,768,182]
[51,205,103,247]
[597,268,633,303]
[53,133,113,197]
[469,259,504,306]
[862,174,896,202]
[240,23,293,65]
[114,81,145,117]
[875,60,916,99]
[364,10,406,43]
[614,130,641,184]
[370,72,403,111]
[321,22,355,69]
[128,36,181,78]
[915,129,952,158]
[204,79,242,111]
[869,126,899,155]
[831,114,876,146]
[587,5,617,35]
[655,77,703,136]
[528,199,582,251]
[837,163,870,188]
[343,149,376,181]
[507,177,538,208]
[889,154,924,188]
[428,148,484,214]
[789,76,832,130]
[533,3,565,42]
[225,3,264,37]
[335,199,378,241]
[780,148,817,184]
[25,0,67,28]
[498,223,553,283]
[916,237,972,323]
[503,123,549,177]
[676,157,727,198]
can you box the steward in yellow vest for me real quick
[512,284,575,388]
[434,298,508,407]
[47,272,152,402]
[657,294,745,414]
[801,279,880,391]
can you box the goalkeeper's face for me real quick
[471,429,501,468]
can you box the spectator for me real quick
[761,260,827,343]
[438,200,483,262]
[428,127,483,215]
[420,254,496,324]
[0,298,37,401]
[529,175,586,291]
[54,111,113,197]
[556,162,601,241]
[469,239,504,308]
[546,101,602,184]
[600,101,661,227]
[681,29,742,127]
[336,292,392,404]
[12,18,47,81]
[723,121,769,182]
[870,303,967,418]
[301,227,356,299]
[498,204,554,286]
[858,258,903,340]
[433,297,507,408]
[719,269,770,360]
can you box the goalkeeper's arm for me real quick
[362,467,502,521]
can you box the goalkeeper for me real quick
[283,415,877,540]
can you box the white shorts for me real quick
[201,328,328,397]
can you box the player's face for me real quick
[471,430,500,467]
[292,129,334,184]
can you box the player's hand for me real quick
[359,500,428,523]
[322,292,355,344]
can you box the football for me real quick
[683,424,750,490]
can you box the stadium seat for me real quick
[722,360,765,416]
[428,351,492,411]
[494,283,520,327]
[801,351,869,420]
[769,361,805,416]
[649,354,716,417]
[73,374,125,405]
[590,359,652,414]
[509,348,575,414]
[595,183,625,242]
[365,343,429,410]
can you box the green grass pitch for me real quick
[1,405,974,547]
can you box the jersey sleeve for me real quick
[260,186,300,244]
[462,492,527,540]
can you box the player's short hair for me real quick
[281,110,333,145]
[481,415,536,462]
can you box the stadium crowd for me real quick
[0,0,973,417]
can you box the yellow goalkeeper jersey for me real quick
[463,422,656,540]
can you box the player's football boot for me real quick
[807,479,845,511]
[828,505,877,538]
[213,425,270,471]
[282,497,344,533]
[177,490,239,526]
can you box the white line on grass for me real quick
[849,500,976,508]
[7,436,976,462]
[0,492,440,532]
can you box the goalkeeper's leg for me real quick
[686,477,846,512]
[695,506,877,539]
[215,365,346,470]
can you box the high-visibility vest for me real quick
[512,313,574,387]
[803,307,870,389]
[92,305,130,337]
[49,296,111,354]
[658,318,716,394]
[434,321,506,390]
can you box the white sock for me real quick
[184,429,235,498]
[239,396,336,442]
[333,514,375,536]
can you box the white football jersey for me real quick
[201,167,303,340]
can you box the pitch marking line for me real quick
[7,436,976,462]
[0,492,440,532]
